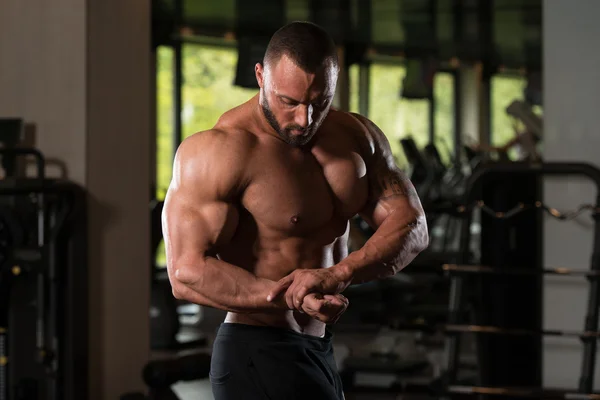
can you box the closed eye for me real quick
[279,97,298,107]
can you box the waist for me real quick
[215,322,333,350]
[225,311,327,338]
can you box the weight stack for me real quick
[1,179,88,400]
[476,165,543,398]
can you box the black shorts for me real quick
[210,323,345,400]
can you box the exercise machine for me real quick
[439,162,600,399]
[399,137,436,205]
[119,353,211,400]
[0,138,88,400]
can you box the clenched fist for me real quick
[300,293,349,324]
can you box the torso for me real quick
[214,102,371,337]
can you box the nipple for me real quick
[290,215,300,224]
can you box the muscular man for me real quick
[162,21,429,400]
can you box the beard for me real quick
[260,97,319,147]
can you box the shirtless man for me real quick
[162,21,429,400]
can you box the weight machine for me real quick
[439,161,600,399]
[0,123,88,400]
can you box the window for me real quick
[368,64,430,168]
[490,74,527,149]
[349,64,360,114]
[181,44,258,139]
[155,46,175,200]
[154,41,257,267]
[434,72,455,164]
[155,44,259,200]
[156,43,259,200]
[349,63,456,168]
[155,45,174,267]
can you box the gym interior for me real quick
[1,0,599,399]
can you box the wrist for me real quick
[331,262,355,288]
[253,278,290,312]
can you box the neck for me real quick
[251,95,280,140]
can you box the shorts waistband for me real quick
[215,323,333,349]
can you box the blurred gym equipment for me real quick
[0,137,88,400]
[505,100,542,139]
[399,138,436,205]
[0,119,23,178]
[150,201,207,351]
[339,160,600,399]
[438,161,600,399]
[119,353,211,400]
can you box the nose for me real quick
[294,104,313,129]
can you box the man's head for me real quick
[255,21,339,147]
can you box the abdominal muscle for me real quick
[220,235,342,338]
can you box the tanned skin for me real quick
[162,54,428,338]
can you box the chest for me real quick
[243,144,368,235]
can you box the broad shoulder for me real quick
[321,109,387,161]
[172,128,257,198]
[176,127,256,167]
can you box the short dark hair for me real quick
[263,21,338,72]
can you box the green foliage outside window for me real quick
[491,75,527,150]
[181,45,258,139]
[349,64,360,115]
[156,46,175,200]
[434,73,455,164]
[348,64,455,168]
[366,64,429,168]
[156,44,457,197]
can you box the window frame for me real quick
[155,42,461,200]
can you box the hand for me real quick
[301,293,349,324]
[266,268,350,311]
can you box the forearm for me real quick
[334,212,428,285]
[172,256,288,313]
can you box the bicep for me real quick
[162,130,244,270]
[351,114,424,228]
[163,190,239,271]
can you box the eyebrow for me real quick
[278,94,302,103]
[277,94,331,104]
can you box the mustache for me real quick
[286,125,309,133]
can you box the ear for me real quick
[255,63,265,89]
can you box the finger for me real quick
[322,295,348,318]
[323,294,345,307]
[321,296,342,308]
[285,279,300,310]
[299,291,323,314]
[301,293,319,310]
[266,280,290,303]
[337,294,349,306]
[330,293,349,307]
[293,285,312,311]
[300,294,321,318]
[316,297,331,314]
[323,301,347,324]
[267,275,294,302]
